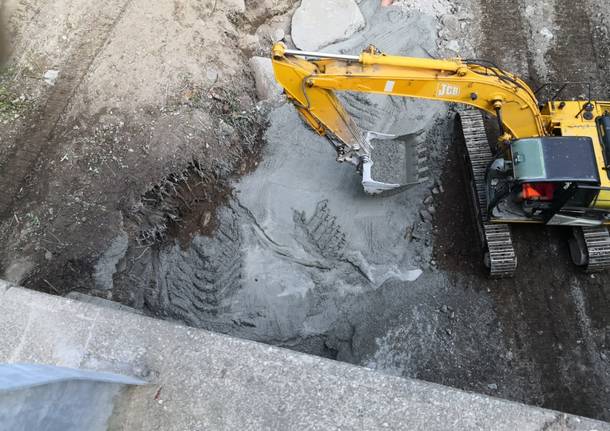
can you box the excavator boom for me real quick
[271,42,547,193]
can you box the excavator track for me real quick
[458,109,517,278]
[570,226,610,272]
[583,227,610,272]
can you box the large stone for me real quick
[291,0,366,51]
[249,56,283,102]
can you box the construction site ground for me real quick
[2,0,610,422]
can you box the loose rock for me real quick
[43,70,59,86]
[445,40,460,53]
[291,0,366,51]
[94,232,129,291]
[420,209,433,223]
[273,28,285,42]
[222,0,245,13]
[249,57,283,102]
[441,14,460,34]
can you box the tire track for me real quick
[477,0,532,80]
[546,0,603,97]
[0,0,134,218]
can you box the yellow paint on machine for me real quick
[544,101,610,209]
[271,42,610,212]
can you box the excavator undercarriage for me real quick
[458,109,610,276]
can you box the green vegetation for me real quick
[0,67,28,120]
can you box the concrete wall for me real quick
[0,280,607,430]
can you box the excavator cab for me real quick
[511,137,599,184]
[487,136,603,224]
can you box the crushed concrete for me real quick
[291,0,366,51]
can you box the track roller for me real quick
[459,109,517,277]
[569,226,610,272]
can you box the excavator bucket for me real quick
[361,131,428,195]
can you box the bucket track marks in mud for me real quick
[294,200,373,282]
[294,200,347,261]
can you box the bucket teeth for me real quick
[415,144,429,183]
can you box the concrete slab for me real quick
[0,281,608,430]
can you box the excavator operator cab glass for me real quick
[510,137,600,185]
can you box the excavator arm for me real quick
[271,42,548,193]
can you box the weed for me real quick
[25,212,40,227]
[0,66,29,120]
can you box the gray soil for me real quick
[3,0,610,423]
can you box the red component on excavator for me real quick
[522,183,556,201]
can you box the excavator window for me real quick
[521,183,556,201]
[566,186,597,208]
[511,137,599,183]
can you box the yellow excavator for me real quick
[271,42,610,277]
